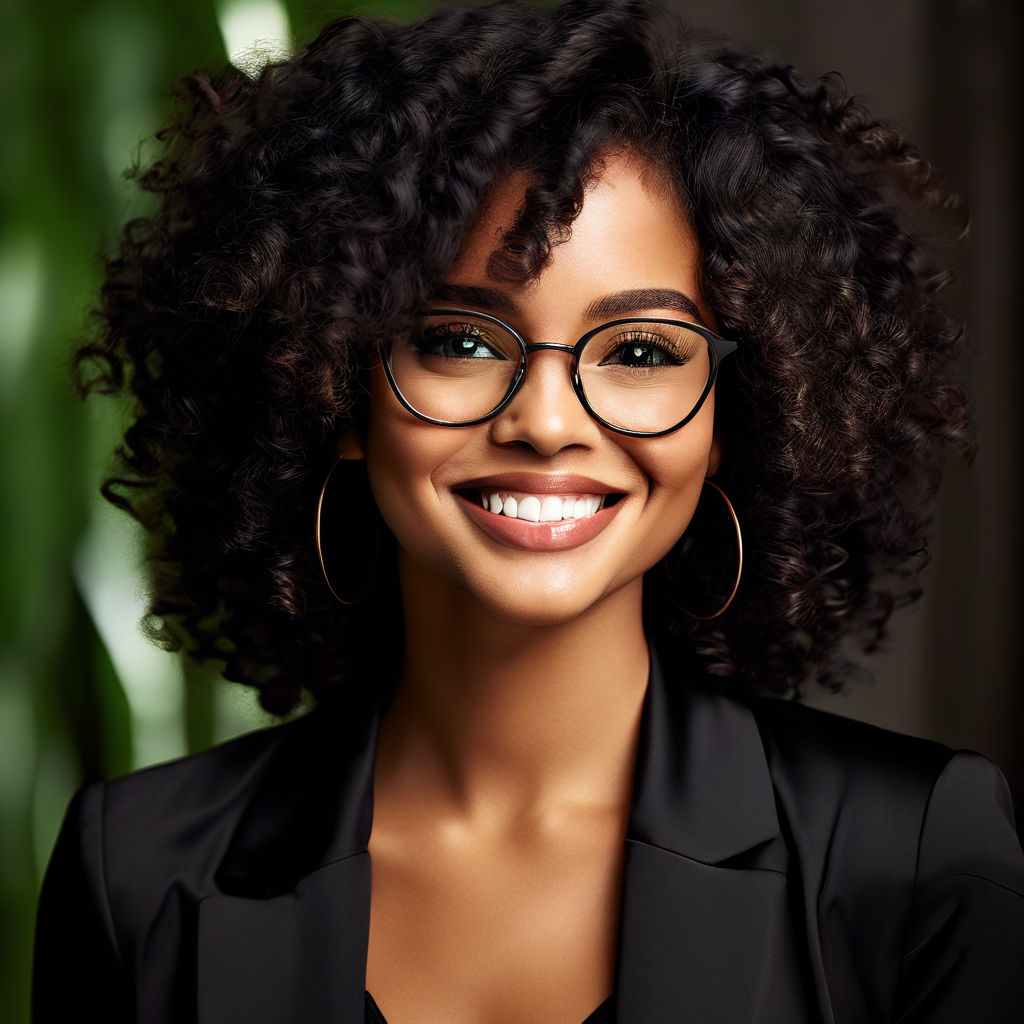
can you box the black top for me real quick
[365,991,615,1024]
[32,649,1024,1023]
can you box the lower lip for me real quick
[457,493,622,551]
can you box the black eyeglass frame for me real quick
[381,307,740,438]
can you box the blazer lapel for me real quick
[197,696,380,1024]
[197,854,370,1024]
[616,652,809,1023]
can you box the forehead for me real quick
[443,151,710,328]
[454,152,693,270]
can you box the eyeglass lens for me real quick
[386,312,714,434]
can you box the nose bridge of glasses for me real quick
[516,343,581,397]
[508,344,586,421]
[519,342,580,391]
[523,342,578,356]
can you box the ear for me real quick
[705,431,724,478]
[335,426,366,461]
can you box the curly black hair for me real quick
[76,0,974,714]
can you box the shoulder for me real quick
[746,694,1024,1019]
[746,693,1021,884]
[34,714,310,1018]
[63,714,311,934]
[99,713,301,845]
[745,696,955,874]
[748,694,954,805]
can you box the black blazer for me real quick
[33,651,1024,1023]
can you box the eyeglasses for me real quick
[381,308,739,437]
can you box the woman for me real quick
[33,1,1023,1021]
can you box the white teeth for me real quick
[540,496,563,522]
[477,490,609,522]
[518,496,541,522]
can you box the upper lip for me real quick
[455,473,621,495]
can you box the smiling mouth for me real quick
[466,489,624,523]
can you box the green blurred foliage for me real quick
[1,1,441,1017]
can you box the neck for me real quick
[375,556,650,822]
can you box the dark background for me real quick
[2,0,1020,1018]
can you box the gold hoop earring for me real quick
[663,479,743,620]
[315,456,379,605]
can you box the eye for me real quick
[598,330,689,369]
[413,320,509,360]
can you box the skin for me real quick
[362,152,722,1024]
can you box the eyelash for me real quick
[598,331,693,367]
[413,323,504,359]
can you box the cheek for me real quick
[365,372,419,519]
[632,410,718,537]
[364,366,461,535]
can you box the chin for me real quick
[451,570,634,629]
[480,599,594,629]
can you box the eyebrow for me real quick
[431,284,705,324]
[584,289,705,324]
[432,284,519,314]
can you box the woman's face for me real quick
[366,152,721,626]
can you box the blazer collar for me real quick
[213,691,379,898]
[616,651,806,1023]
[200,647,800,1023]
[628,647,780,863]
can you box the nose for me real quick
[487,349,601,456]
